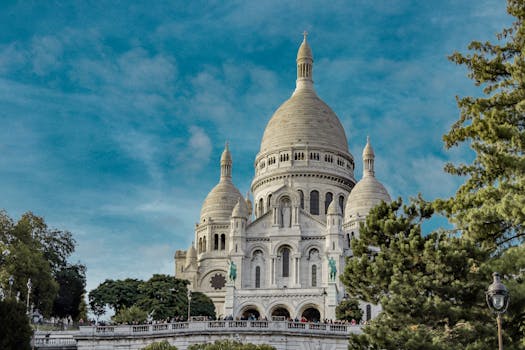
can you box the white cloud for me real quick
[31,35,63,76]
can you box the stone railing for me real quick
[33,337,77,348]
[78,320,360,338]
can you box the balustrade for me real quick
[76,320,357,338]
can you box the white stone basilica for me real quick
[174,34,390,322]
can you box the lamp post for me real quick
[26,278,32,315]
[486,272,510,350]
[8,275,14,298]
[187,289,192,322]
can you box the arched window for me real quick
[198,238,202,253]
[281,247,290,277]
[203,236,207,252]
[259,198,263,217]
[298,190,304,209]
[214,234,219,250]
[267,194,272,211]
[255,266,261,288]
[339,195,345,216]
[310,190,319,215]
[325,192,333,214]
[311,264,317,287]
[220,234,226,250]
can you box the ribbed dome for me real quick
[344,176,391,221]
[200,144,243,222]
[200,181,243,222]
[259,88,349,154]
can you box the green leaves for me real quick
[0,210,82,317]
[88,274,216,322]
[187,340,275,350]
[440,0,525,249]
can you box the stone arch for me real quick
[302,243,322,257]
[236,301,266,319]
[301,307,321,322]
[249,244,269,257]
[297,302,323,321]
[273,190,300,208]
[239,305,262,320]
[271,240,298,256]
[268,303,292,320]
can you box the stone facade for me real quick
[174,34,390,322]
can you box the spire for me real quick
[295,31,314,92]
[362,136,375,177]
[220,142,232,181]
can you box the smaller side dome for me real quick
[345,137,390,222]
[327,199,342,216]
[200,143,243,222]
[232,197,249,219]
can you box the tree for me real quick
[137,275,188,321]
[436,0,525,250]
[190,292,216,319]
[0,299,32,350]
[342,199,504,350]
[187,340,275,350]
[142,341,178,350]
[88,275,216,321]
[88,278,144,315]
[53,264,86,320]
[335,297,363,323]
[113,305,148,324]
[0,211,84,318]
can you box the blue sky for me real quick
[0,1,512,294]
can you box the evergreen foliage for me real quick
[343,2,525,347]
[436,0,525,250]
[335,297,363,322]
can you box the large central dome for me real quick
[259,34,349,155]
[259,88,349,154]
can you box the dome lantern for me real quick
[220,142,232,180]
[363,136,375,177]
[296,31,314,92]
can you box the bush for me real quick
[188,339,276,350]
[142,340,178,350]
[112,305,148,324]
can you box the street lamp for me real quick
[8,275,14,298]
[486,272,510,350]
[26,278,32,315]
[187,289,192,322]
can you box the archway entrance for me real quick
[241,307,260,320]
[301,307,321,322]
[271,306,290,320]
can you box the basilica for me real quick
[174,34,390,322]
